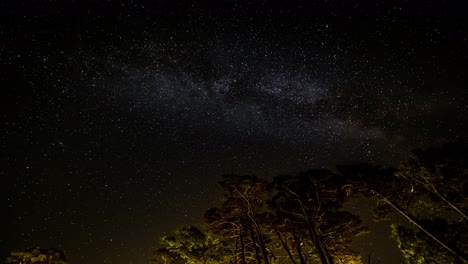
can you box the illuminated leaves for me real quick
[5,247,67,264]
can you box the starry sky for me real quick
[1,1,467,263]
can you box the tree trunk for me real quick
[246,218,262,264]
[432,188,468,221]
[276,230,297,264]
[297,198,331,264]
[253,221,270,264]
[246,206,270,264]
[234,236,239,264]
[292,226,306,264]
[240,229,246,264]
[324,247,334,264]
[307,221,332,264]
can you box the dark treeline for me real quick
[150,142,467,264]
[4,247,68,264]
[4,142,467,264]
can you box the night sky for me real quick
[1,1,467,263]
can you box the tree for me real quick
[396,141,467,221]
[389,142,468,263]
[391,218,467,264]
[5,247,67,264]
[152,225,229,264]
[270,170,366,264]
[215,174,273,264]
[204,206,251,264]
[150,248,186,264]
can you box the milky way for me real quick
[76,38,415,157]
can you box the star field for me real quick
[1,1,467,263]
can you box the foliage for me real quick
[391,221,465,264]
[338,143,468,263]
[152,225,230,264]
[5,247,67,264]
[396,141,467,221]
[150,247,186,264]
[151,172,367,264]
[392,143,468,262]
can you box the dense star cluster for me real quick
[1,1,467,263]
